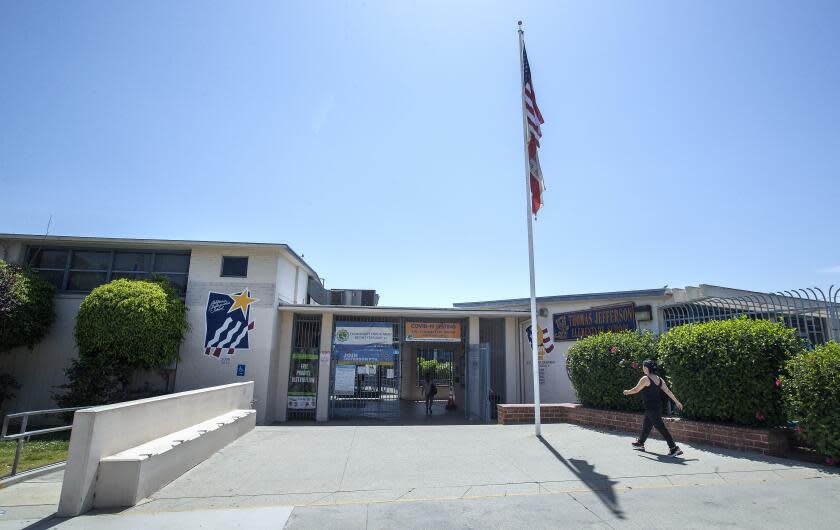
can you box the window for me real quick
[221,256,248,278]
[25,246,190,295]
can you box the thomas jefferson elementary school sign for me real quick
[553,303,636,341]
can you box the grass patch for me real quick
[0,439,69,477]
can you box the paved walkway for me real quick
[1,423,837,528]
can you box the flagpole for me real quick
[518,20,542,437]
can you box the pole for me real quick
[518,21,542,437]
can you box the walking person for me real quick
[421,372,437,414]
[623,359,684,457]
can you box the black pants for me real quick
[638,408,677,449]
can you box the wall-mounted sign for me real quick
[236,364,246,376]
[204,288,258,358]
[553,303,636,341]
[287,352,318,410]
[334,321,396,364]
[405,322,461,342]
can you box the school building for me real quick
[2,233,836,424]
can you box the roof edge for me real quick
[453,288,670,308]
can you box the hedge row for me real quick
[567,318,840,462]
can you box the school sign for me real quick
[553,303,636,341]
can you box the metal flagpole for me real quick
[518,20,542,437]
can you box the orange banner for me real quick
[405,322,461,342]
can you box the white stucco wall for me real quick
[173,246,282,424]
[1,295,83,414]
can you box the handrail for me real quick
[1,405,90,478]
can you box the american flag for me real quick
[522,46,545,215]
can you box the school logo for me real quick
[525,323,555,361]
[204,288,258,358]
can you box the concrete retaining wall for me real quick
[58,382,254,516]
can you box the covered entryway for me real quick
[277,306,528,424]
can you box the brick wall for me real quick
[497,403,789,456]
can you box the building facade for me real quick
[3,233,836,424]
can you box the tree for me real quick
[0,260,56,352]
[56,277,189,407]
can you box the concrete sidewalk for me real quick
[1,423,837,528]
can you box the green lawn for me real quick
[0,439,69,477]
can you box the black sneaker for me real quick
[631,441,645,451]
[667,446,683,457]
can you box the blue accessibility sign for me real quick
[236,364,246,377]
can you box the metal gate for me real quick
[480,318,506,418]
[286,314,321,421]
[328,316,402,421]
[465,343,490,422]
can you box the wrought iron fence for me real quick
[661,286,840,347]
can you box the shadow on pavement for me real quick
[537,435,625,520]
[637,453,699,464]
[20,515,65,530]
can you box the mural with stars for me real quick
[204,288,258,358]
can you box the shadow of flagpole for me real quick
[537,435,625,520]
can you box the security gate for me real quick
[465,343,490,422]
[328,356,401,420]
[328,317,402,421]
[286,314,321,421]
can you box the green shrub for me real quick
[74,277,188,369]
[0,260,56,352]
[566,331,659,411]
[658,317,803,427]
[418,358,452,383]
[56,277,188,407]
[782,342,840,462]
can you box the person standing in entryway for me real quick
[422,372,436,414]
[623,359,684,457]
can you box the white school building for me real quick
[2,233,833,424]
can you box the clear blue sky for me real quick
[2,1,839,306]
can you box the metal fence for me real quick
[661,286,840,347]
[1,406,87,478]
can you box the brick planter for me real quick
[497,403,789,456]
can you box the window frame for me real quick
[220,256,249,278]
[25,246,190,295]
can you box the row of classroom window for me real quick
[26,247,191,294]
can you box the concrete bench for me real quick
[93,408,255,508]
[59,382,256,516]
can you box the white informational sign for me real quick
[366,364,376,375]
[386,368,394,379]
[334,323,393,346]
[334,364,357,395]
[288,396,316,409]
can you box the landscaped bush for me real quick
[0,260,55,352]
[56,277,188,407]
[566,330,659,411]
[782,342,840,463]
[658,317,803,427]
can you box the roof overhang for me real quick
[278,304,529,318]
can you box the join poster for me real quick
[333,321,397,364]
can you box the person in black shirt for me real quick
[623,359,684,457]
